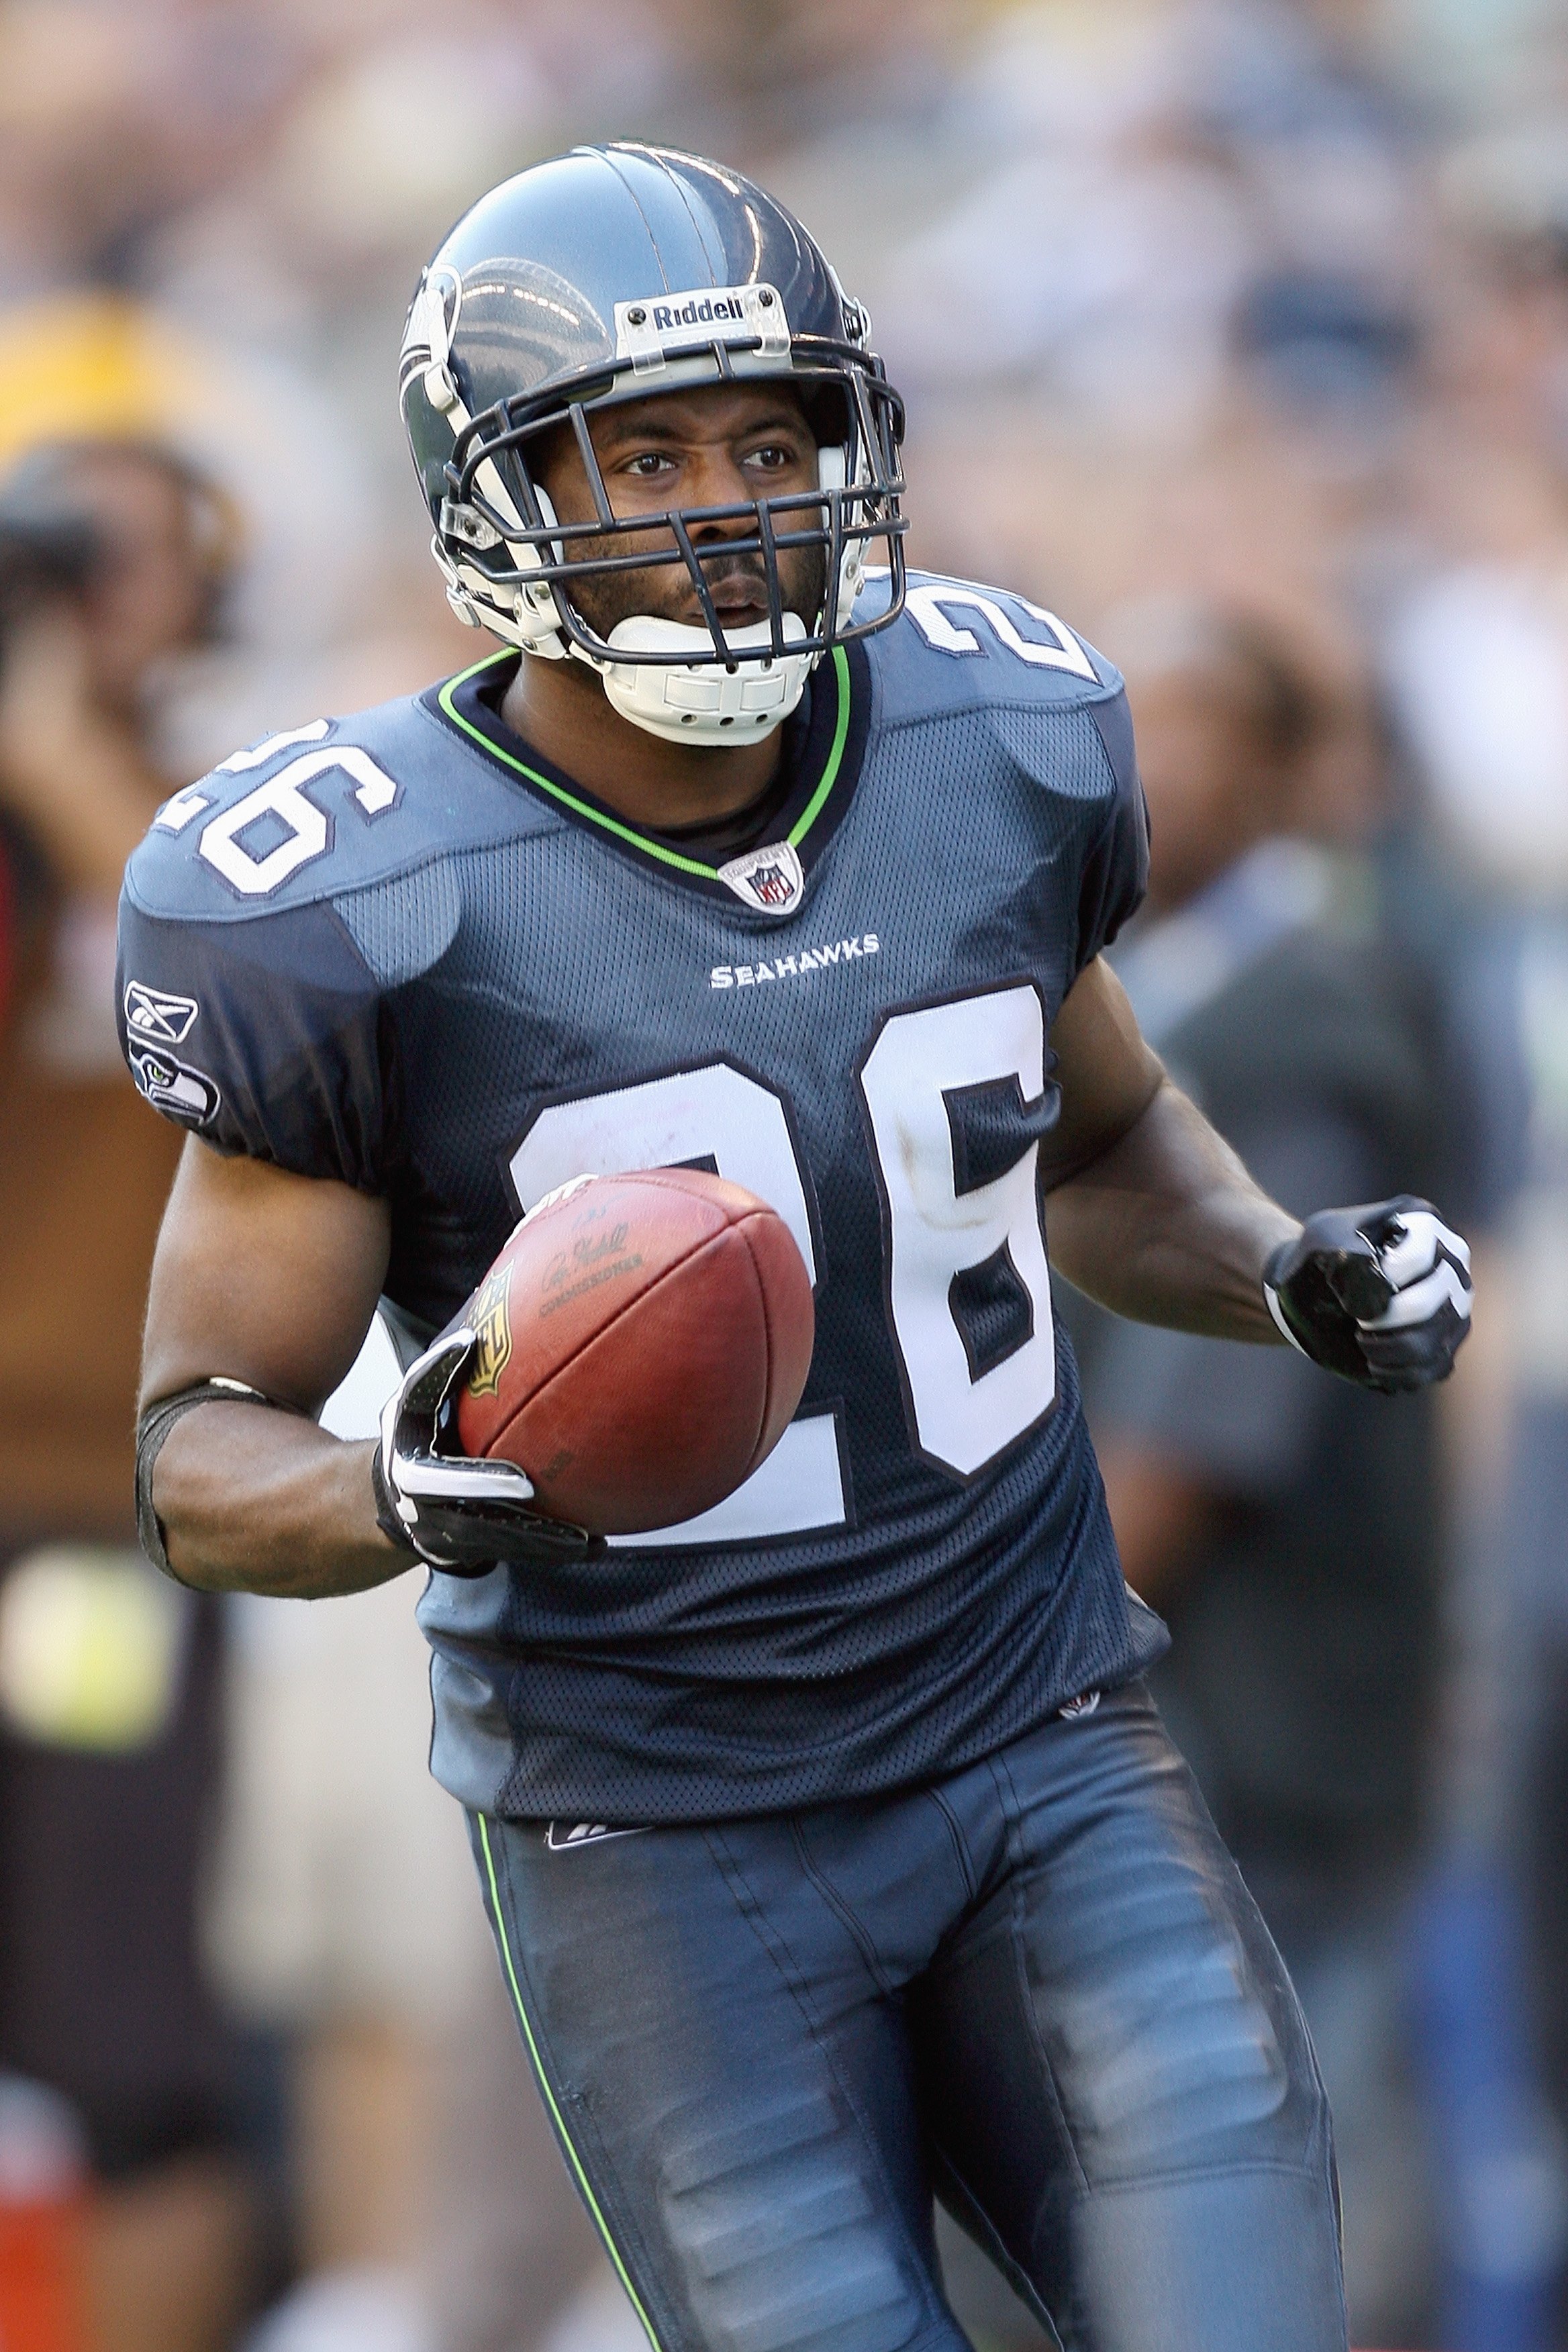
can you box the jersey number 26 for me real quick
[507,984,1057,1549]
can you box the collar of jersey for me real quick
[428,640,867,905]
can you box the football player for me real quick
[119,148,1471,2352]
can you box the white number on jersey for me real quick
[859,985,1055,1479]
[504,992,1059,1538]
[197,745,399,897]
[904,581,1097,679]
[508,1063,846,1549]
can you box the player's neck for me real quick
[499,650,785,833]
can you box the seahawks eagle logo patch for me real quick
[128,1044,221,1129]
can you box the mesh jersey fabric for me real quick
[117,571,1166,1822]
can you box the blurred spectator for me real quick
[1063,598,1463,2347]
[0,2071,91,2351]
[1381,170,1568,2352]
[0,434,252,2352]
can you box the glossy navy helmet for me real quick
[399,144,907,745]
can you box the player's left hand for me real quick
[1263,1195,1472,1393]
[373,1330,603,1575]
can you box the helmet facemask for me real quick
[405,268,906,747]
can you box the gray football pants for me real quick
[469,1682,1347,2352]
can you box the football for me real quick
[453,1167,815,1534]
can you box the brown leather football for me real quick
[452,1167,814,1535]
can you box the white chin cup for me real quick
[593,611,815,746]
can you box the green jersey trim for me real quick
[436,645,854,880]
[786,646,852,848]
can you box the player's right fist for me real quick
[373,1330,600,1575]
[1263,1195,1472,1393]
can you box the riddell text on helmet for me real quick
[652,296,748,330]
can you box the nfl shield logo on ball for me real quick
[467,1268,513,1398]
[717,840,803,913]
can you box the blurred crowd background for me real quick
[1,1,1567,2347]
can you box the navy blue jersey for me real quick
[117,573,1166,1822]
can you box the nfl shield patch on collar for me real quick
[717,840,804,914]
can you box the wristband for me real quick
[135,1377,303,1585]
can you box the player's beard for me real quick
[558,537,828,650]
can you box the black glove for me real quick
[373,1330,601,1576]
[1263,1195,1472,1393]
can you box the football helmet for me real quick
[399,144,907,745]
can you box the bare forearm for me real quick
[1048,1079,1299,1340]
[153,1402,407,1598]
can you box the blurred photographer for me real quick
[1063,598,1471,2349]
[0,441,229,881]
[0,438,253,2352]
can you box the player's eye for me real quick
[623,450,677,479]
[745,442,796,473]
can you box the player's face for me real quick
[530,384,828,642]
